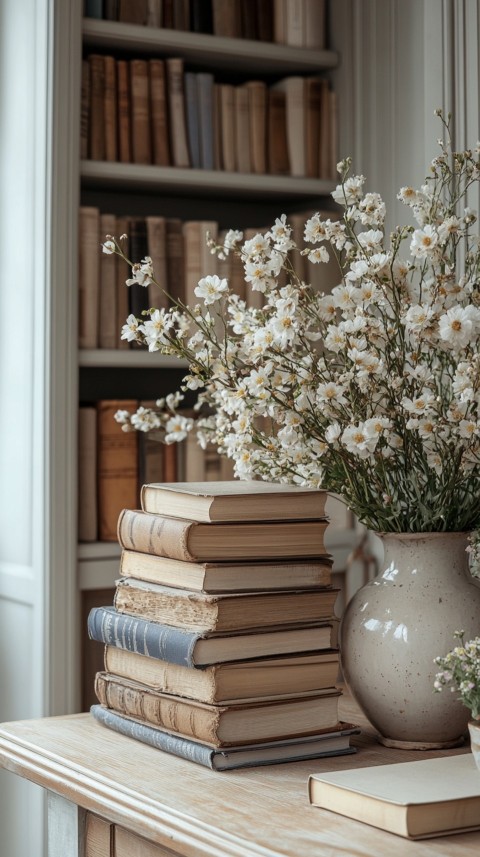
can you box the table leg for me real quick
[47,792,86,857]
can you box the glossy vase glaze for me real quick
[340,532,480,749]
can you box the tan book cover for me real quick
[267,88,289,175]
[116,60,132,163]
[140,479,327,522]
[162,441,178,481]
[115,216,130,349]
[78,206,100,349]
[95,672,341,745]
[219,84,236,171]
[97,400,139,541]
[318,78,331,179]
[103,56,117,162]
[78,407,97,542]
[245,81,267,174]
[114,575,338,631]
[130,59,152,164]
[165,57,191,167]
[183,220,218,307]
[305,77,322,178]
[99,213,118,348]
[234,85,251,173]
[304,0,326,49]
[119,548,332,592]
[104,646,340,703]
[145,216,168,309]
[165,218,185,306]
[309,754,480,840]
[272,76,306,177]
[273,0,285,43]
[149,59,171,166]
[285,0,303,47]
[88,54,106,161]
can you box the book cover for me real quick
[165,218,185,306]
[118,549,332,592]
[97,400,139,541]
[118,0,148,24]
[116,59,132,163]
[272,76,306,177]
[80,59,90,160]
[130,59,152,164]
[145,216,168,309]
[115,215,130,350]
[267,88,289,175]
[113,576,339,631]
[149,59,171,166]
[103,55,117,162]
[146,0,163,27]
[212,0,242,37]
[87,605,340,666]
[91,704,358,770]
[104,645,340,703]
[140,479,328,522]
[304,0,326,49]
[256,0,273,42]
[78,205,100,349]
[308,754,480,840]
[88,54,106,161]
[94,672,341,744]
[117,508,329,561]
[218,84,236,172]
[197,72,215,170]
[184,72,201,169]
[234,85,251,173]
[99,212,118,348]
[165,57,191,168]
[245,80,267,174]
[78,407,97,542]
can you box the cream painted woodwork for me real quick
[0,695,477,857]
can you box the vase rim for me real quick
[377,531,469,540]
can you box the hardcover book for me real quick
[91,705,358,770]
[97,401,139,541]
[117,508,329,561]
[104,645,340,703]
[94,672,341,744]
[140,480,327,521]
[113,577,339,631]
[308,754,480,840]
[88,605,340,666]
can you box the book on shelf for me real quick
[190,0,214,34]
[88,54,105,161]
[104,55,118,161]
[91,706,358,770]
[184,71,201,169]
[212,0,242,38]
[182,220,218,307]
[145,216,168,309]
[245,80,267,174]
[78,407,97,542]
[267,88,289,175]
[273,0,326,49]
[218,84,235,172]
[104,645,340,703]
[172,0,190,31]
[272,76,305,177]
[234,85,251,173]
[140,479,328,522]
[88,605,340,666]
[95,672,341,744]
[99,212,118,348]
[113,577,339,631]
[80,59,90,160]
[197,72,215,170]
[165,57,191,168]
[308,753,480,840]
[117,0,148,25]
[130,59,152,164]
[117,508,329,561]
[165,217,185,305]
[116,59,132,163]
[78,206,100,349]
[127,218,150,318]
[115,215,131,349]
[149,59,171,167]
[119,549,332,592]
[146,0,162,28]
[97,400,139,541]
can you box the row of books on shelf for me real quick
[88,479,360,769]
[84,0,327,49]
[78,207,340,350]
[78,401,234,542]
[82,53,337,178]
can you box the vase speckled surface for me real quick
[468,721,480,771]
[340,532,480,749]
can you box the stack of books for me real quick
[88,481,359,770]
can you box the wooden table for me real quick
[0,696,479,857]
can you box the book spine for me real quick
[97,400,139,541]
[118,0,148,24]
[95,673,221,742]
[147,0,163,27]
[127,218,150,318]
[130,60,152,164]
[166,57,191,167]
[87,606,199,666]
[103,56,118,161]
[88,55,106,161]
[256,0,273,42]
[285,0,303,47]
[304,0,326,49]
[212,0,242,37]
[234,86,251,173]
[78,206,100,349]
[219,84,236,172]
[184,72,201,169]
[115,216,130,349]
[246,81,267,174]
[267,89,289,175]
[149,59,171,166]
[91,704,216,767]
[145,217,168,309]
[78,407,97,542]
[165,219,185,306]
[116,60,132,163]
[99,212,118,348]
[117,508,196,561]
[190,0,213,33]
[80,60,90,160]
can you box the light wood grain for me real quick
[0,696,478,857]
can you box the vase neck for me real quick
[380,533,469,583]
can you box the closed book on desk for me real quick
[119,549,332,592]
[88,605,339,666]
[95,673,341,745]
[104,646,340,703]
[308,754,480,840]
[114,577,338,631]
[91,706,358,770]
[117,508,329,561]
[140,480,327,521]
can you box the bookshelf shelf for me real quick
[82,18,339,75]
[81,161,336,199]
[78,349,189,369]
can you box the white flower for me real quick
[438,306,480,349]
[397,186,419,206]
[458,420,477,440]
[357,229,384,251]
[140,309,173,351]
[126,256,154,287]
[401,392,435,414]
[268,215,294,251]
[410,225,439,258]
[121,313,140,342]
[341,423,379,458]
[437,216,461,242]
[194,274,228,305]
[404,304,434,331]
[331,175,365,206]
[316,382,348,405]
[325,422,342,444]
[308,246,330,264]
[164,415,193,443]
[244,259,274,292]
[102,239,115,254]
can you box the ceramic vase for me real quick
[340,532,480,749]
[468,721,480,771]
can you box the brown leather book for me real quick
[78,206,100,348]
[115,216,130,349]
[99,212,118,348]
[149,59,171,166]
[145,216,168,309]
[165,57,191,167]
[234,85,251,173]
[245,81,267,174]
[80,59,90,160]
[118,0,148,24]
[97,400,139,541]
[162,441,178,481]
[78,407,97,542]
[130,60,152,164]
[267,88,289,174]
[88,54,106,161]
[165,218,185,306]
[256,0,273,42]
[219,84,236,172]
[212,0,242,37]
[103,56,118,162]
[116,60,132,163]
[172,0,190,29]
[240,0,258,39]
[304,0,326,49]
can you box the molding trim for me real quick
[0,566,36,607]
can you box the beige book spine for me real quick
[130,59,152,164]
[78,206,100,349]
[305,77,321,178]
[95,673,222,743]
[103,56,118,162]
[146,216,168,309]
[166,57,191,167]
[115,216,130,349]
[304,0,326,49]
[273,0,285,43]
[285,0,304,47]
[99,213,118,348]
[104,646,216,701]
[117,508,196,561]
[114,579,219,628]
[234,85,251,173]
[246,81,267,174]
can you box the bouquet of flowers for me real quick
[434,631,480,720]
[104,113,480,535]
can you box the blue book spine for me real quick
[87,605,199,667]
[91,705,216,768]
